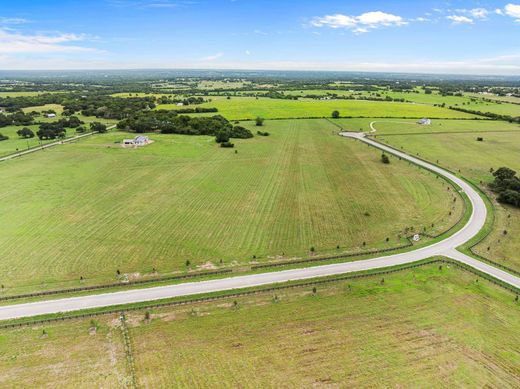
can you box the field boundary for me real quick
[120,312,139,389]
[1,258,517,330]
[0,269,232,302]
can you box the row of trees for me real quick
[490,167,520,207]
[449,106,520,123]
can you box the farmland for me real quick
[156,96,478,120]
[375,124,520,271]
[1,264,517,387]
[0,119,462,294]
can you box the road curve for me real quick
[0,131,518,321]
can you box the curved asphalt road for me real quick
[0,130,519,321]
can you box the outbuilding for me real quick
[417,118,431,125]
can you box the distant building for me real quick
[176,102,184,106]
[122,135,151,147]
[417,118,431,125]
[45,113,56,118]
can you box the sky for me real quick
[0,0,519,75]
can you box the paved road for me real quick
[0,130,518,321]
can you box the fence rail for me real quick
[1,258,517,330]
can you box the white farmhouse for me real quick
[417,118,431,125]
[45,113,57,118]
[122,135,151,147]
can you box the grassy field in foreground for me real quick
[156,96,478,120]
[0,119,462,294]
[0,265,517,388]
[377,127,520,272]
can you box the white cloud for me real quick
[504,3,520,21]
[468,8,489,19]
[245,50,251,55]
[0,17,29,25]
[447,15,474,24]
[311,10,406,33]
[0,29,96,54]
[201,52,223,61]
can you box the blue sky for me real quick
[0,0,519,74]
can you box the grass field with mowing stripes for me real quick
[0,119,462,295]
[377,127,520,272]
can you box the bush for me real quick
[220,141,235,148]
[0,133,8,141]
[255,117,264,126]
[257,131,270,136]
[381,153,390,164]
[476,137,484,141]
[331,110,340,118]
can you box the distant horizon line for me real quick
[0,67,519,79]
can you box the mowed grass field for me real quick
[375,124,520,272]
[0,119,462,293]
[1,265,517,388]
[156,96,478,120]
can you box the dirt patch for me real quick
[197,261,217,270]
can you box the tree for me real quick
[16,127,35,138]
[90,122,107,133]
[381,153,390,164]
[255,117,264,126]
[331,110,340,118]
[215,130,230,143]
[493,167,516,181]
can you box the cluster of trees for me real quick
[35,116,84,139]
[0,93,64,112]
[117,111,253,141]
[156,96,207,105]
[17,127,35,138]
[174,107,218,114]
[62,95,156,120]
[0,111,35,127]
[490,167,520,207]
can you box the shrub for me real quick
[257,131,270,136]
[381,154,390,164]
[331,110,340,118]
[0,133,9,141]
[220,141,235,148]
[255,117,264,126]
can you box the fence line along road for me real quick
[0,130,519,321]
[0,125,116,163]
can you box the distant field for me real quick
[156,96,478,120]
[0,91,53,97]
[377,125,520,271]
[1,264,517,387]
[340,118,519,135]
[0,119,461,294]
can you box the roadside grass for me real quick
[0,314,129,387]
[0,119,462,295]
[156,96,478,120]
[376,126,520,272]
[0,263,518,387]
